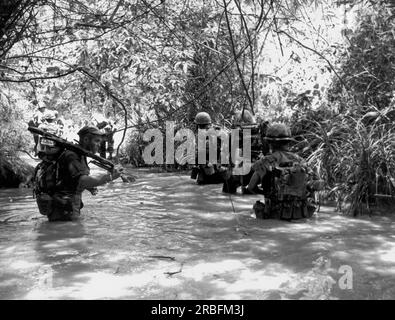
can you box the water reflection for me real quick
[34,221,88,272]
[19,221,88,299]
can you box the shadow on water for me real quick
[0,169,395,299]
[33,221,91,290]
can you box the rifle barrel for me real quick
[28,126,114,171]
[90,160,113,171]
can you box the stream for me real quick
[1,169,395,299]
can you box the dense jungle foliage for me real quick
[0,0,394,214]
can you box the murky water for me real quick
[1,169,395,299]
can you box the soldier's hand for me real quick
[88,187,98,195]
[111,165,124,180]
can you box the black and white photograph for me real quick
[0,0,395,305]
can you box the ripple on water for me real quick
[2,172,395,299]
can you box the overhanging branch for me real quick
[277,29,349,91]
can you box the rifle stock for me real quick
[28,126,114,172]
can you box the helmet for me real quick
[77,126,105,137]
[233,109,255,125]
[265,123,293,141]
[37,135,62,158]
[194,112,212,125]
[42,111,57,121]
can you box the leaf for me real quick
[183,62,189,74]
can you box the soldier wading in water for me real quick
[190,111,227,185]
[243,123,324,221]
[33,126,123,222]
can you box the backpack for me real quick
[261,152,315,219]
[33,160,60,196]
[272,160,308,200]
[33,152,65,215]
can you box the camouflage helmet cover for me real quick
[194,112,212,125]
[42,110,57,120]
[265,123,294,141]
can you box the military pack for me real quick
[256,152,317,220]
[33,153,65,215]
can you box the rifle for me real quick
[28,126,132,182]
[222,122,270,191]
[230,123,269,162]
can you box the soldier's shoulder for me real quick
[255,153,276,166]
[264,152,283,163]
[276,150,303,162]
[62,149,80,162]
[264,153,277,162]
[290,152,306,163]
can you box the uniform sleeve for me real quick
[63,152,90,181]
[252,157,271,178]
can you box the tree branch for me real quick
[0,68,79,82]
[233,0,257,113]
[116,33,258,132]
[140,0,228,57]
[276,29,349,90]
[223,0,254,114]
[77,67,129,159]
[108,0,123,24]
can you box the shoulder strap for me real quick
[32,161,45,196]
[266,151,307,199]
[54,149,67,187]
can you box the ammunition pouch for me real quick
[257,195,316,220]
[253,199,277,219]
[36,193,53,216]
[35,192,82,221]
[52,193,74,211]
[278,197,307,220]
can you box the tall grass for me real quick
[301,105,395,215]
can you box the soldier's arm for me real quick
[77,168,122,191]
[246,172,262,192]
[64,152,121,191]
[245,157,270,193]
[77,174,114,190]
